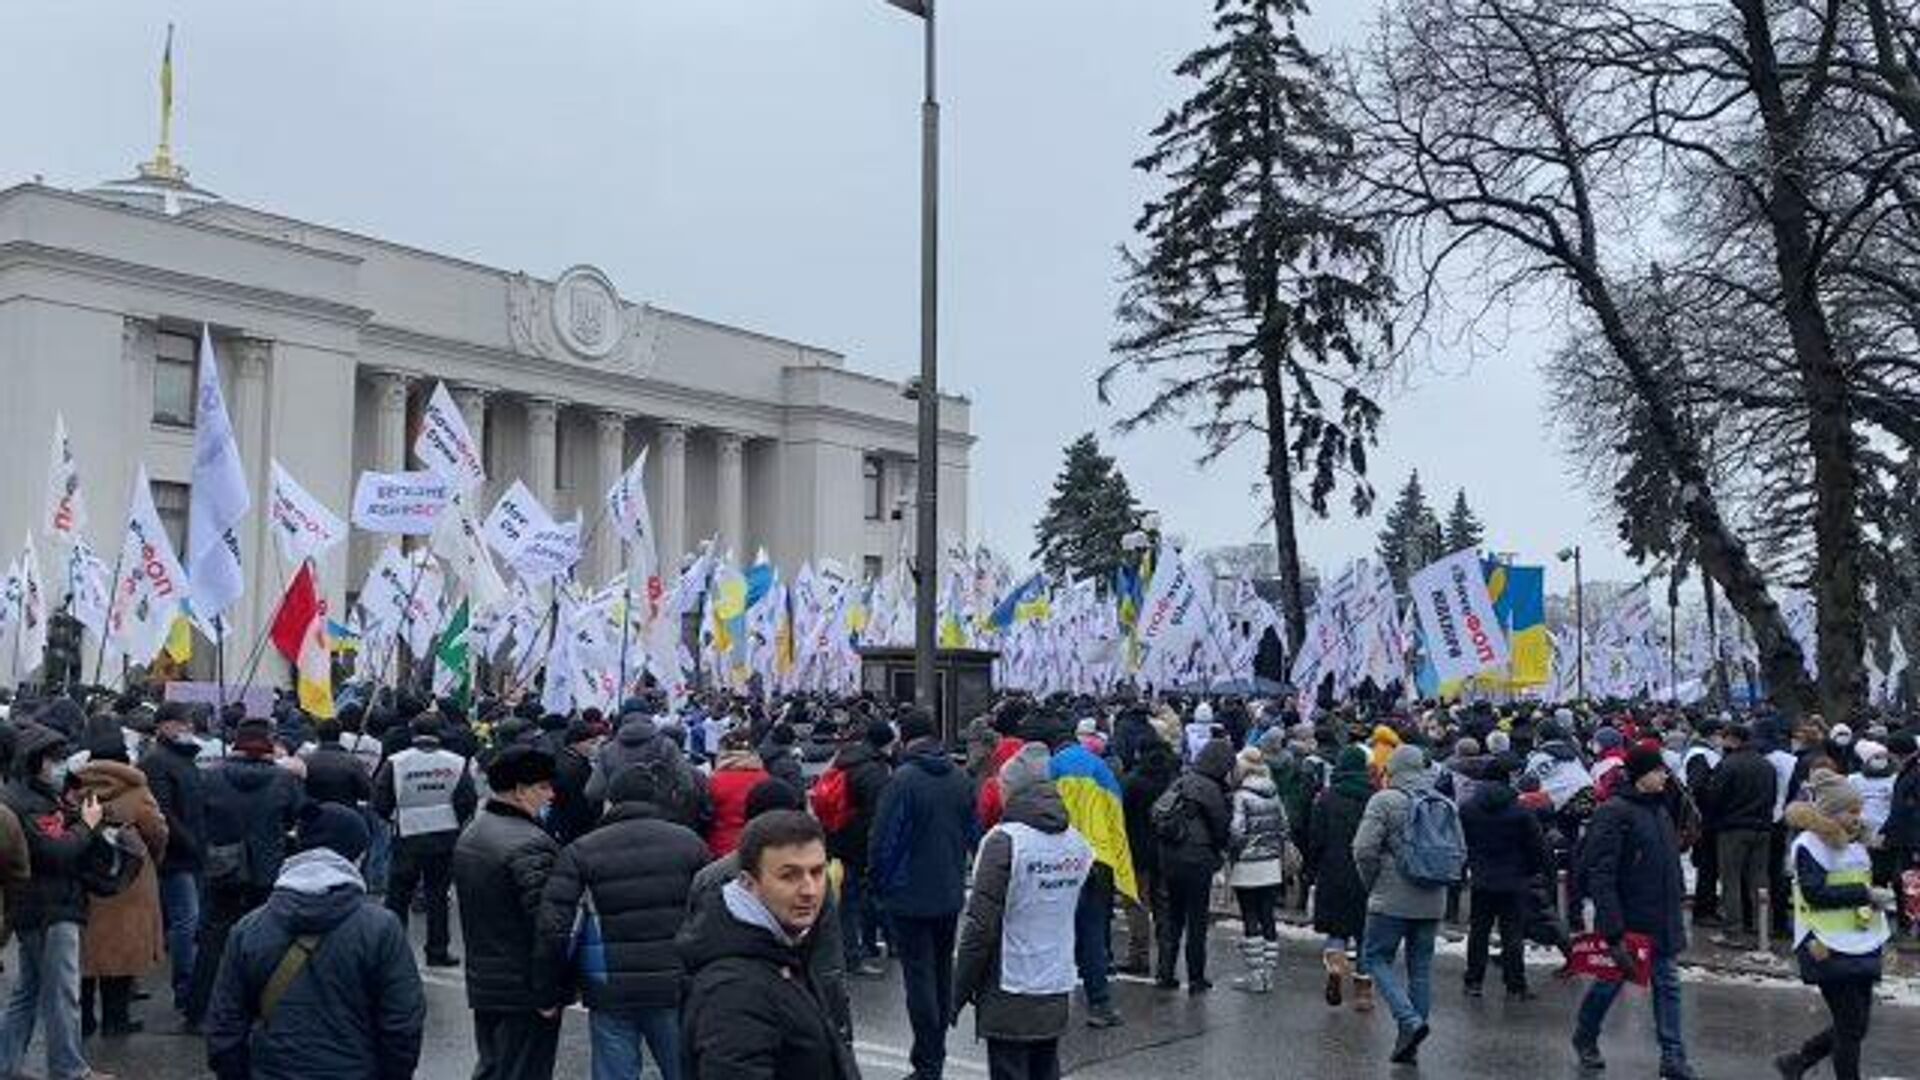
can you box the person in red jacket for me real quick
[974,709,1029,830]
[706,729,772,856]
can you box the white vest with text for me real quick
[997,821,1094,996]
[390,747,465,839]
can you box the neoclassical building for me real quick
[0,148,971,671]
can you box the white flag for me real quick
[1136,541,1206,665]
[268,460,346,565]
[107,466,190,666]
[13,534,47,676]
[482,480,555,562]
[188,327,250,622]
[1409,547,1510,684]
[413,382,487,493]
[511,518,583,584]
[605,446,661,619]
[43,413,88,545]
[65,541,111,638]
[431,500,509,613]
[351,470,454,536]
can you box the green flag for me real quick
[433,599,471,710]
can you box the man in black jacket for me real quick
[188,718,305,1026]
[205,802,424,1080]
[0,723,106,1080]
[372,716,477,969]
[1572,747,1694,1079]
[303,720,373,809]
[679,810,858,1080]
[547,717,606,846]
[1701,723,1777,947]
[1157,739,1233,993]
[869,708,977,1080]
[454,745,562,1080]
[1459,761,1547,999]
[140,701,207,1015]
[539,760,709,1080]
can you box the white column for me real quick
[526,397,561,510]
[657,422,688,571]
[369,370,412,473]
[594,410,628,581]
[716,431,745,558]
[228,338,272,668]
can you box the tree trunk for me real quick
[1260,351,1308,655]
[1574,263,1819,721]
[1733,0,1869,726]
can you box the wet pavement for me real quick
[38,914,1920,1078]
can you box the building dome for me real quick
[86,160,222,217]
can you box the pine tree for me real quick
[1033,433,1142,586]
[1443,489,1485,553]
[1100,0,1393,651]
[1377,471,1443,593]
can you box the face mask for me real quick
[45,760,70,790]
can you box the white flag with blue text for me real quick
[188,327,250,625]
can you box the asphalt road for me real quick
[41,914,1920,1079]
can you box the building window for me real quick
[153,330,197,427]
[151,481,190,556]
[864,455,885,521]
[864,555,884,582]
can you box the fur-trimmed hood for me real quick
[1785,800,1860,849]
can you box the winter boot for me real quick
[1352,973,1375,1012]
[1771,1050,1810,1079]
[1322,949,1347,1006]
[1232,937,1265,993]
[1260,938,1281,993]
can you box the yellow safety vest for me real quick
[1790,835,1890,957]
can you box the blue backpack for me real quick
[1397,791,1468,888]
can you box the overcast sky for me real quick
[0,1,1636,592]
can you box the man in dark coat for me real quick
[1700,723,1778,946]
[585,713,712,831]
[453,746,562,1080]
[1573,746,1694,1078]
[1156,739,1233,992]
[0,723,106,1080]
[188,718,305,1025]
[1459,760,1547,998]
[869,708,977,1080]
[825,719,893,977]
[539,760,709,1080]
[1304,745,1374,1008]
[140,700,207,1014]
[205,803,423,1080]
[1118,739,1177,977]
[678,811,859,1080]
[302,719,373,809]
[547,717,605,846]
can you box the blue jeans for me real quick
[0,923,87,1080]
[159,870,201,1011]
[589,1008,680,1080]
[1362,913,1437,1035]
[1075,864,1114,1009]
[1575,952,1688,1069]
[365,811,393,893]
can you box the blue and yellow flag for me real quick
[1482,561,1551,688]
[1050,744,1138,901]
[990,573,1045,632]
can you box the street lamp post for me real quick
[885,0,942,730]
[1557,545,1585,701]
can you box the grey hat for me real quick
[1387,744,1428,779]
[998,742,1055,798]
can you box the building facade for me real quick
[0,171,970,675]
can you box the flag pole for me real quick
[90,544,129,688]
[617,538,634,701]
[237,552,299,695]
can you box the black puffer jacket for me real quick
[302,742,372,809]
[548,745,601,846]
[453,800,562,1012]
[1460,781,1547,894]
[205,850,424,1080]
[678,886,860,1080]
[585,719,712,831]
[1581,787,1689,955]
[1885,758,1920,854]
[1121,751,1177,880]
[690,852,850,1042]
[823,742,890,871]
[1157,741,1233,879]
[869,740,978,919]
[139,734,206,873]
[538,800,709,1013]
[0,773,103,930]
[202,757,306,891]
[1700,745,1778,833]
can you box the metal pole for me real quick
[912,0,942,735]
[617,539,634,700]
[1573,546,1585,701]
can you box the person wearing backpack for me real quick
[817,718,893,978]
[204,802,424,1080]
[1570,745,1693,1078]
[74,720,170,1038]
[1153,740,1233,993]
[1352,744,1463,1065]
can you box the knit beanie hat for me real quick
[296,802,371,863]
[1624,745,1666,784]
[1386,744,1427,780]
[1808,769,1863,818]
[998,743,1054,799]
[1594,726,1624,752]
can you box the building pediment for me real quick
[506,264,661,377]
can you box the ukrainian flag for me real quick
[1482,561,1551,689]
[990,573,1045,632]
[1050,744,1138,901]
